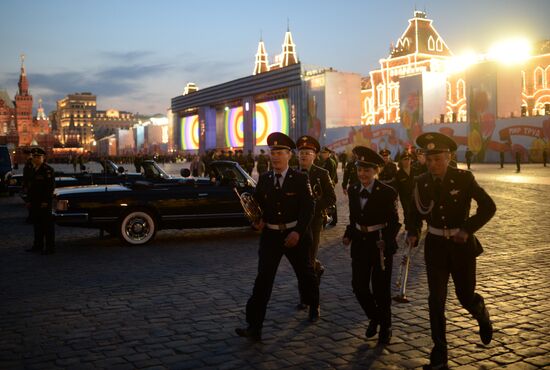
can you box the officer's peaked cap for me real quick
[296,135,320,153]
[267,132,296,150]
[353,146,384,168]
[416,132,457,154]
[30,147,46,156]
[379,148,391,156]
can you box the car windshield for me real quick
[142,161,171,180]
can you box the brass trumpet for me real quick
[233,188,262,224]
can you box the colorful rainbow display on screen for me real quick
[224,107,244,147]
[255,99,289,146]
[180,115,199,150]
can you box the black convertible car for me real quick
[8,159,175,196]
[53,161,255,245]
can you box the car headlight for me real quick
[55,199,69,211]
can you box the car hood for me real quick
[55,184,131,196]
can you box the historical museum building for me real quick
[0,56,52,150]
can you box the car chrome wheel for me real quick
[120,211,156,245]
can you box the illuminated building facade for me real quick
[173,29,304,154]
[173,28,362,153]
[0,55,52,150]
[54,93,137,149]
[361,11,550,125]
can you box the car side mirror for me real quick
[118,166,125,174]
[180,168,191,178]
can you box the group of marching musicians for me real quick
[236,131,496,370]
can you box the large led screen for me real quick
[255,99,289,146]
[224,107,244,147]
[181,115,199,150]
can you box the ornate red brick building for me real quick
[0,55,52,150]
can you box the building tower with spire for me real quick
[15,54,34,146]
[281,26,298,67]
[253,26,299,75]
[253,36,270,75]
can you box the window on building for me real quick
[446,82,451,101]
[457,80,465,100]
[428,36,435,51]
[377,84,385,106]
[535,67,544,89]
[436,38,443,51]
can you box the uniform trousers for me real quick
[31,206,55,251]
[351,233,394,329]
[424,233,488,365]
[246,228,319,330]
[298,216,324,304]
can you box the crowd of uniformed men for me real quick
[234,131,496,370]
[23,130,496,369]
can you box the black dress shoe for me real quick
[422,363,449,370]
[478,317,493,345]
[235,327,261,342]
[365,320,378,338]
[309,306,320,322]
[296,303,308,311]
[378,327,392,345]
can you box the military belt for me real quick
[266,221,298,231]
[428,225,460,239]
[355,223,387,233]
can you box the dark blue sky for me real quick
[1,0,549,115]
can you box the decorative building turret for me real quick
[253,37,270,75]
[18,54,29,96]
[36,98,47,120]
[15,53,34,146]
[281,27,298,67]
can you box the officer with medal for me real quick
[26,147,56,254]
[378,149,398,189]
[236,132,320,342]
[295,135,336,310]
[406,133,496,370]
[342,146,401,345]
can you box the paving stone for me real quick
[1,164,549,369]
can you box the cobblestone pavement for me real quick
[1,164,549,370]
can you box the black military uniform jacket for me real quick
[254,168,314,236]
[27,163,55,207]
[344,180,401,254]
[406,167,496,256]
[379,161,397,188]
[323,157,338,184]
[342,161,359,190]
[307,164,336,221]
[395,168,414,207]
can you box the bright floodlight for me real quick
[487,38,531,64]
[446,51,479,73]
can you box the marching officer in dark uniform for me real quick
[295,135,336,310]
[395,151,415,227]
[320,147,338,226]
[256,149,269,176]
[22,148,34,223]
[378,149,398,189]
[406,133,496,370]
[465,148,473,170]
[342,150,359,196]
[26,147,56,254]
[236,132,320,342]
[412,148,428,176]
[342,146,401,345]
[245,150,255,175]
